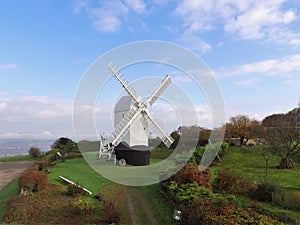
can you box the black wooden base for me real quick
[114,142,150,166]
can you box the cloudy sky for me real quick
[0,0,300,140]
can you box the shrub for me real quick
[282,191,300,209]
[65,152,83,159]
[97,185,126,224]
[67,183,84,197]
[29,147,41,158]
[3,205,28,225]
[168,181,215,206]
[214,167,256,195]
[181,197,283,225]
[218,142,229,157]
[252,181,282,203]
[19,172,48,192]
[173,163,212,189]
[181,197,236,225]
[71,196,95,215]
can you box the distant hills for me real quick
[0,139,53,158]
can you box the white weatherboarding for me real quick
[98,63,174,165]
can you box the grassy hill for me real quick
[212,146,300,191]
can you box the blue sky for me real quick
[0,0,300,140]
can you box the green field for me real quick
[48,157,174,224]
[48,157,112,194]
[0,178,19,219]
[0,154,37,162]
[213,146,300,191]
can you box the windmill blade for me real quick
[143,112,174,148]
[146,74,171,106]
[108,107,141,146]
[107,63,143,104]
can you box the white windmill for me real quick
[98,63,174,166]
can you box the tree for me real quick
[52,137,79,154]
[170,125,210,150]
[226,115,261,146]
[256,145,272,176]
[29,146,41,158]
[262,107,300,169]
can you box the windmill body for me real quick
[114,95,148,147]
[98,63,174,166]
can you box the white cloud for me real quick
[284,79,300,87]
[73,0,146,33]
[0,63,17,70]
[124,0,145,13]
[0,131,57,140]
[172,75,193,84]
[175,0,300,46]
[218,54,300,77]
[0,96,72,123]
[72,0,89,14]
[235,77,260,86]
[176,33,212,53]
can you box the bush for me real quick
[19,172,48,192]
[65,152,83,159]
[97,185,126,224]
[71,197,95,215]
[29,147,41,158]
[181,197,283,225]
[167,181,215,206]
[67,183,84,197]
[252,181,282,203]
[214,167,256,195]
[281,191,300,209]
[3,205,28,225]
[173,163,212,189]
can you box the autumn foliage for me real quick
[173,163,212,189]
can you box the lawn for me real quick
[2,146,300,224]
[212,146,300,223]
[47,156,174,223]
[0,154,38,162]
[212,146,300,191]
[0,178,19,220]
[48,157,112,194]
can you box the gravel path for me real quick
[0,161,34,191]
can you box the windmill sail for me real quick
[106,63,142,104]
[108,106,140,146]
[143,112,174,148]
[146,74,171,106]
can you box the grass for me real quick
[48,156,173,224]
[2,146,299,224]
[0,178,19,220]
[212,146,300,191]
[137,184,176,224]
[0,154,38,162]
[48,157,112,194]
[212,146,300,223]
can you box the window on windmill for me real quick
[122,114,124,118]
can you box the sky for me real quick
[0,0,300,140]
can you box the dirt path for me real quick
[127,188,159,225]
[0,161,34,191]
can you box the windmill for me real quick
[98,63,174,166]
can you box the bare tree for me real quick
[262,108,300,169]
